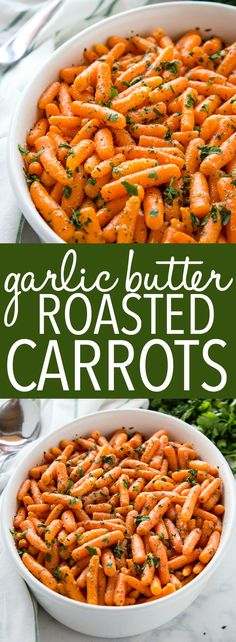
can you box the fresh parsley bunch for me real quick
[149,398,236,473]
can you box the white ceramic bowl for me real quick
[8,1,236,243]
[1,408,236,637]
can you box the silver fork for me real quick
[0,399,41,473]
[0,0,64,70]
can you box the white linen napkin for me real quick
[0,0,155,243]
[0,396,148,642]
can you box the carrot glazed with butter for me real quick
[12,427,224,605]
[20,27,236,243]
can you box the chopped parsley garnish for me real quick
[164,178,180,205]
[18,144,29,155]
[9,528,17,536]
[153,107,162,117]
[164,128,172,142]
[190,213,201,227]
[114,542,123,558]
[219,205,231,226]
[123,478,129,488]
[86,546,98,556]
[71,209,82,229]
[157,61,180,74]
[128,75,144,86]
[135,515,150,526]
[186,94,197,108]
[25,174,41,185]
[87,177,96,185]
[201,104,210,113]
[101,455,114,466]
[148,171,158,179]
[109,85,119,99]
[106,112,118,123]
[45,553,52,562]
[149,209,159,217]
[63,185,72,199]
[198,145,222,160]
[58,142,71,149]
[209,51,222,61]
[54,567,62,580]
[122,181,138,196]
[29,148,45,162]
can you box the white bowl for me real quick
[1,408,236,637]
[8,1,236,243]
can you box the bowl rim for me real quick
[7,0,236,243]
[2,407,236,612]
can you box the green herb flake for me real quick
[18,144,29,155]
[149,209,159,218]
[87,177,96,186]
[198,145,222,160]
[135,515,150,526]
[148,171,158,179]
[190,212,201,227]
[201,104,210,113]
[122,181,138,196]
[164,177,180,205]
[58,142,71,149]
[63,185,72,199]
[209,51,222,61]
[106,112,119,123]
[54,567,62,581]
[186,94,197,108]
[86,545,98,556]
[101,455,114,466]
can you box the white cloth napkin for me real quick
[0,396,148,642]
[0,0,156,243]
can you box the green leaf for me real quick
[87,177,96,185]
[106,112,118,123]
[148,398,236,474]
[201,104,210,113]
[156,61,180,74]
[63,186,72,199]
[54,567,62,580]
[86,545,98,556]
[122,181,138,196]
[114,542,123,558]
[164,128,172,142]
[101,454,114,466]
[185,94,197,108]
[71,209,82,229]
[135,514,150,525]
[148,172,158,179]
[149,209,159,218]
[209,51,222,61]
[219,205,231,226]
[198,145,222,160]
[18,144,29,155]
[109,85,119,99]
[164,178,180,205]
[58,143,71,149]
